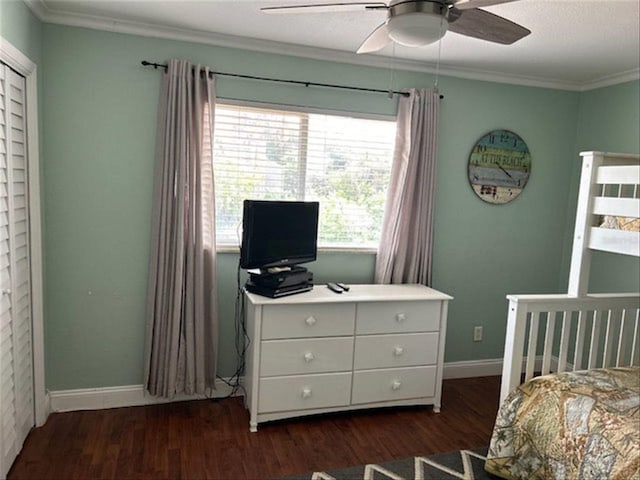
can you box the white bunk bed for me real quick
[485,151,640,480]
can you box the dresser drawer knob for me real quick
[391,380,402,391]
[301,387,312,399]
[393,346,404,356]
[305,316,317,326]
[395,313,406,323]
[304,352,315,363]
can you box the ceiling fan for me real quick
[261,0,531,54]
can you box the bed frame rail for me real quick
[500,293,640,402]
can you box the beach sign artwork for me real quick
[468,129,531,205]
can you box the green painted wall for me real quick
[434,77,580,361]
[1,0,42,63]
[39,25,424,389]
[40,24,584,390]
[5,0,637,395]
[558,80,640,293]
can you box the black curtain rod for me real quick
[141,60,444,99]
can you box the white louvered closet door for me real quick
[0,62,34,480]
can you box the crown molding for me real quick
[20,0,636,92]
[580,68,640,92]
[426,63,584,91]
[22,0,48,21]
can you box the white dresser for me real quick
[243,284,452,432]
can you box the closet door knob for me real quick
[393,346,404,356]
[305,316,317,326]
[395,313,406,323]
[304,352,315,363]
[391,380,402,391]
[301,387,312,399]
[1,289,11,295]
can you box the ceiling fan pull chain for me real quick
[434,14,445,90]
[388,42,397,99]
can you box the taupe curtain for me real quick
[375,88,440,285]
[144,59,218,397]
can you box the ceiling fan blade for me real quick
[357,22,392,54]
[449,8,530,44]
[452,0,519,11]
[261,2,387,14]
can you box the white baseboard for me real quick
[36,392,52,426]
[49,360,506,413]
[442,358,504,379]
[442,355,575,380]
[49,378,242,413]
[49,357,572,413]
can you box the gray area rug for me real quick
[280,446,501,480]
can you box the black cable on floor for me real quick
[211,258,250,401]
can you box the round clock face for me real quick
[468,130,531,205]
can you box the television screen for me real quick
[240,200,319,270]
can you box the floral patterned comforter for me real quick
[485,367,640,479]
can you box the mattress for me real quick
[485,367,640,480]
[600,215,640,232]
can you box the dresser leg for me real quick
[433,404,441,413]
[250,421,258,433]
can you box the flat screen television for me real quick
[240,200,319,271]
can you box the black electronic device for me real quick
[240,200,319,298]
[249,266,313,289]
[245,280,314,298]
[327,282,343,294]
[336,282,350,291]
[240,200,319,271]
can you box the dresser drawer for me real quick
[351,366,436,405]
[354,333,439,370]
[258,373,352,413]
[356,301,440,335]
[262,303,355,339]
[260,337,354,376]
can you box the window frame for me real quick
[212,98,396,254]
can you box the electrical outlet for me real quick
[473,326,483,342]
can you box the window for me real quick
[213,103,396,249]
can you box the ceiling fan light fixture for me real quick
[387,12,448,47]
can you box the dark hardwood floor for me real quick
[8,376,501,480]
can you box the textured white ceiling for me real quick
[32,0,640,89]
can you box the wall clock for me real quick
[468,129,531,205]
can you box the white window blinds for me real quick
[213,103,396,248]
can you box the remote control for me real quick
[327,282,343,293]
[336,282,350,291]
